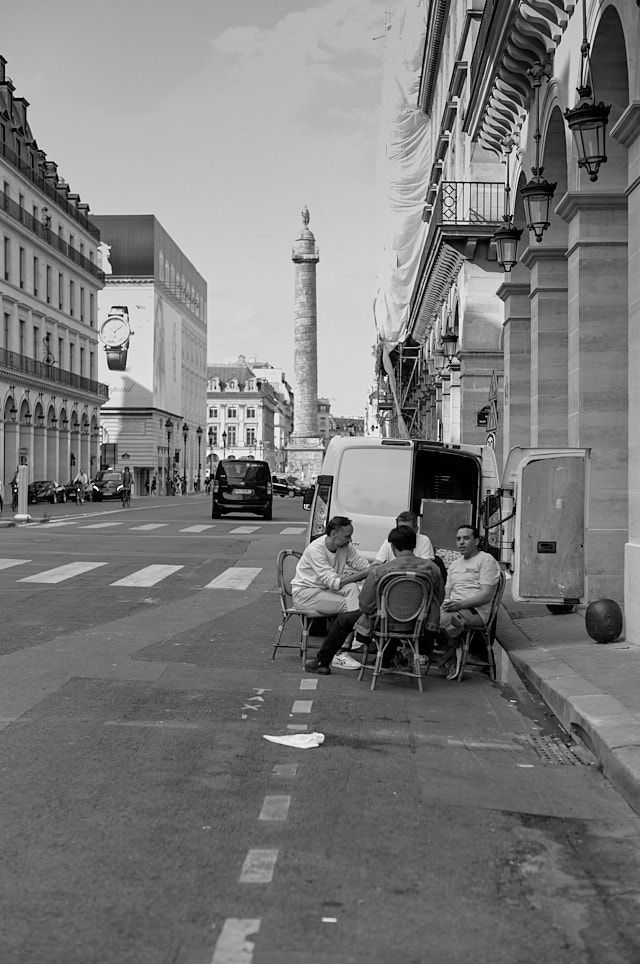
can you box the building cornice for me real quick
[463,0,574,156]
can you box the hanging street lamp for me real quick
[564,0,611,181]
[521,62,557,243]
[493,141,523,271]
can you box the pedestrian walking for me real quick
[151,475,157,496]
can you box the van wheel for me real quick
[546,604,575,615]
[262,508,272,520]
[288,490,295,498]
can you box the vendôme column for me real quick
[286,207,325,482]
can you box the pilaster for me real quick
[497,280,531,462]
[556,190,628,606]
[520,246,568,447]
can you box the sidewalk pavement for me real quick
[496,581,640,817]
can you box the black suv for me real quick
[212,459,273,519]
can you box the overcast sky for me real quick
[2,0,396,416]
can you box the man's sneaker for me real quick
[304,658,331,675]
[331,652,361,670]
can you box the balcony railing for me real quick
[0,140,100,240]
[0,347,109,398]
[0,192,105,282]
[436,181,505,225]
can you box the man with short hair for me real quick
[304,526,443,675]
[438,524,501,679]
[292,516,372,670]
[375,510,434,563]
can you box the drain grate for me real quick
[526,734,593,766]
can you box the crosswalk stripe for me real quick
[229,526,260,534]
[180,525,215,533]
[80,522,123,529]
[19,562,108,584]
[130,524,169,531]
[280,527,306,535]
[0,559,31,570]
[111,564,184,587]
[204,567,262,590]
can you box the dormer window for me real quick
[246,379,255,391]
[228,379,237,390]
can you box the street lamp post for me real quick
[165,418,173,495]
[222,430,227,457]
[196,426,203,491]
[182,422,189,494]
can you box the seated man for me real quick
[292,516,372,669]
[304,526,443,675]
[438,524,501,678]
[374,510,435,563]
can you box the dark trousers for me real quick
[316,610,361,665]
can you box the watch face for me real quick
[100,312,130,347]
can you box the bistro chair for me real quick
[357,571,435,692]
[452,569,507,682]
[272,550,323,662]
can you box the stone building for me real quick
[206,358,278,470]
[372,1,640,640]
[93,215,207,495]
[0,55,107,487]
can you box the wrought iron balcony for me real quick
[0,347,109,398]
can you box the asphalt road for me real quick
[0,496,639,964]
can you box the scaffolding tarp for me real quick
[373,0,431,351]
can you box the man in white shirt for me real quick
[375,511,434,564]
[292,516,371,614]
[439,523,500,639]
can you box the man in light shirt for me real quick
[375,510,434,564]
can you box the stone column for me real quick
[521,246,569,447]
[497,280,531,461]
[611,104,640,642]
[287,209,325,482]
[556,191,628,606]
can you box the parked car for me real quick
[212,459,272,519]
[92,469,124,501]
[272,473,303,498]
[28,480,67,504]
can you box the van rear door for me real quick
[500,448,589,604]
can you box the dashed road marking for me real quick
[180,524,216,532]
[0,559,30,570]
[229,526,260,534]
[111,564,184,587]
[211,918,260,963]
[280,527,306,535]
[80,522,123,529]
[259,796,291,821]
[291,700,313,714]
[287,724,308,731]
[18,561,108,584]
[204,567,262,590]
[299,679,317,690]
[130,524,169,531]
[273,764,298,776]
[239,850,278,883]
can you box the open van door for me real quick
[499,448,589,605]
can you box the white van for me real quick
[304,436,589,607]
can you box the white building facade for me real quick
[94,215,207,495]
[0,56,107,488]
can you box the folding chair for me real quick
[357,571,435,692]
[453,570,506,682]
[272,550,323,661]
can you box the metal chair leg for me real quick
[272,614,292,660]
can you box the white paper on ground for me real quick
[263,732,325,748]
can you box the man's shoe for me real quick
[305,658,331,675]
[331,652,361,670]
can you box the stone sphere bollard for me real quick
[585,599,623,644]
